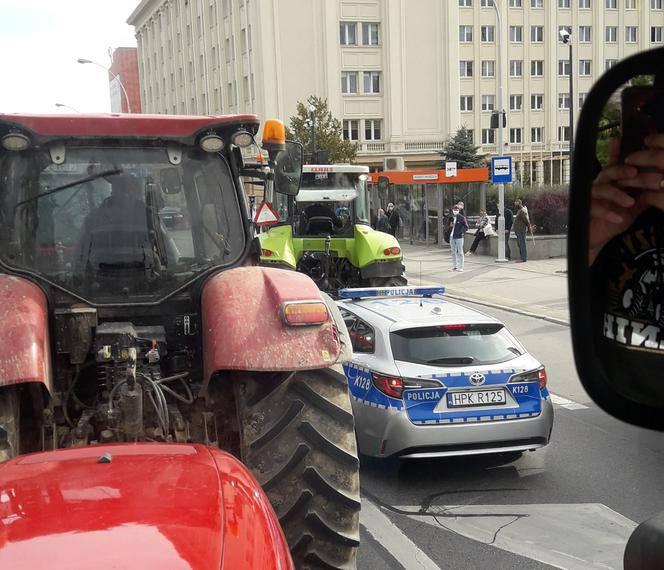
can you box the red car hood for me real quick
[0,444,292,570]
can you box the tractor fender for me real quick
[0,275,51,392]
[201,267,343,383]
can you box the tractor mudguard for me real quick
[0,275,51,392]
[258,224,297,269]
[201,266,343,382]
[353,225,404,268]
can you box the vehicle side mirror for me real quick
[160,168,182,195]
[569,46,664,431]
[273,140,303,197]
[377,175,389,192]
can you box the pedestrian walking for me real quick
[376,208,390,233]
[466,207,490,255]
[513,199,531,262]
[449,205,468,271]
[386,203,400,236]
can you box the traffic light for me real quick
[490,111,506,129]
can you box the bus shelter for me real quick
[368,168,489,245]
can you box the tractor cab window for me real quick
[0,145,244,304]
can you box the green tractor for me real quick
[259,164,407,293]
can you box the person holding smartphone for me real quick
[449,205,468,272]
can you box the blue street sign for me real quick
[491,156,513,184]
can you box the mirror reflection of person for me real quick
[590,138,664,265]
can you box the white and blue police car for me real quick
[337,286,554,458]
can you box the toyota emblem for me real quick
[469,372,486,386]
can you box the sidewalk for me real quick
[401,243,569,325]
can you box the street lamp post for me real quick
[560,29,574,157]
[492,1,508,263]
[77,58,132,113]
[55,103,80,113]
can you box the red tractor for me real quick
[0,113,360,569]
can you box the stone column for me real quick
[536,160,544,188]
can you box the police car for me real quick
[337,286,554,458]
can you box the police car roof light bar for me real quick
[338,286,445,300]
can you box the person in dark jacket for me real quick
[386,202,400,236]
[503,206,514,261]
[513,199,531,262]
[449,205,469,271]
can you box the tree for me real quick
[596,98,621,166]
[440,126,486,168]
[286,96,358,164]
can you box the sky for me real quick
[0,0,140,113]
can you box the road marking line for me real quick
[361,498,440,570]
[550,393,589,410]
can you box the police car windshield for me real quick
[390,324,521,366]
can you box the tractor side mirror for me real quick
[273,140,303,197]
[160,168,182,195]
[569,46,664,431]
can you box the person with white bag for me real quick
[466,207,493,255]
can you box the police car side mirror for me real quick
[569,46,664,432]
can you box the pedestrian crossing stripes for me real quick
[550,393,589,410]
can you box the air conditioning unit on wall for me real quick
[383,156,405,171]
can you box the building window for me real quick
[343,120,360,141]
[481,60,495,77]
[341,71,358,94]
[364,119,382,141]
[362,22,380,45]
[531,0,543,6]
[480,0,494,5]
[531,94,544,110]
[510,26,523,42]
[559,126,571,141]
[466,129,475,143]
[559,59,571,76]
[626,27,638,42]
[531,60,544,76]
[531,127,543,143]
[340,22,357,45]
[509,0,523,6]
[579,0,591,7]
[363,71,381,94]
[481,26,495,42]
[579,60,592,75]
[531,26,544,42]
[579,26,591,42]
[558,93,570,109]
[605,59,618,70]
[559,0,570,6]
[460,60,474,77]
[510,60,523,77]
[482,129,496,145]
[510,128,522,144]
[625,0,637,7]
[653,0,663,8]
[459,0,472,6]
[510,94,523,110]
[460,95,474,111]
[459,26,473,42]
[481,94,496,111]
[606,26,617,42]
[606,0,617,7]
[579,92,587,107]
[652,26,663,42]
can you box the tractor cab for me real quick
[261,164,407,293]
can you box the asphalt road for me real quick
[357,302,664,570]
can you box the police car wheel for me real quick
[233,368,361,569]
[0,386,21,462]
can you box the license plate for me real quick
[447,389,506,408]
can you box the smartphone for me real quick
[620,85,664,162]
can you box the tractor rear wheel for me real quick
[234,368,361,570]
[369,276,407,287]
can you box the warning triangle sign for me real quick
[254,201,280,226]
